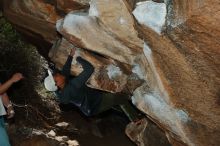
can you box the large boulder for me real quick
[131,0,220,146]
[2,0,89,43]
[3,0,220,146]
[56,0,143,64]
[49,38,143,93]
[3,0,61,42]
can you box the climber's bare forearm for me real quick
[0,79,14,94]
[0,73,24,94]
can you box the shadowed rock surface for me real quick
[1,0,220,146]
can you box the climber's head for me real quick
[53,73,66,89]
[44,70,65,91]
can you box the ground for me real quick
[7,106,135,146]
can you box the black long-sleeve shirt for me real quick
[56,56,102,116]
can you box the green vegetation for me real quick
[0,17,45,95]
[0,17,59,126]
[0,18,19,42]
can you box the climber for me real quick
[44,48,140,121]
[0,73,24,146]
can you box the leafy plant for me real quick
[0,17,58,126]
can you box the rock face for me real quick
[56,0,90,13]
[56,0,143,65]
[3,0,60,42]
[49,38,142,93]
[2,0,220,146]
[125,118,171,146]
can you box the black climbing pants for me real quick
[96,92,140,122]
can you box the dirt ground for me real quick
[6,104,135,146]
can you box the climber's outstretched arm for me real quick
[0,73,23,94]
